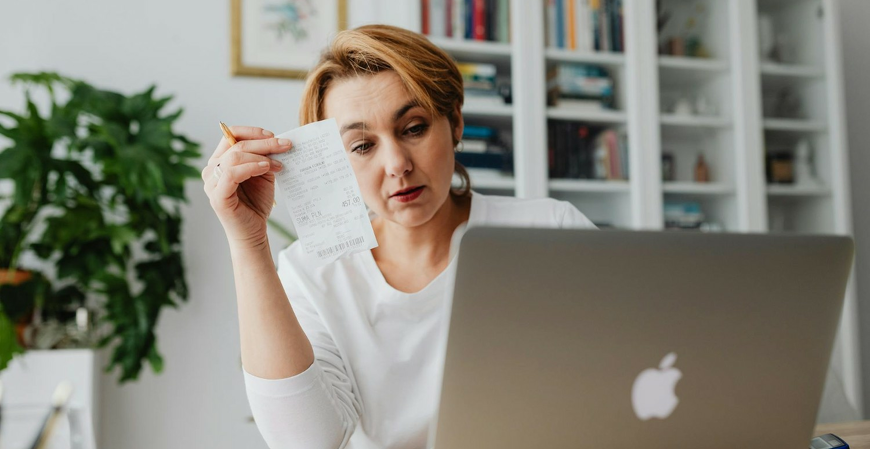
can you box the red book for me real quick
[422,0,430,35]
[473,0,486,40]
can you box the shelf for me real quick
[658,56,728,72]
[462,99,513,118]
[546,107,626,124]
[428,37,511,65]
[663,182,734,195]
[760,62,824,79]
[549,179,630,193]
[660,114,732,128]
[763,118,827,132]
[767,184,831,197]
[466,169,516,190]
[545,48,625,70]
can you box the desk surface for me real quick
[815,422,870,448]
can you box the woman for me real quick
[203,25,596,449]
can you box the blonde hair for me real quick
[300,24,471,197]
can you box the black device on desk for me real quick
[811,434,849,449]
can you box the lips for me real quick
[391,186,423,197]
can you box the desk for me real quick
[815,422,870,448]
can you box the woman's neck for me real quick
[372,192,472,269]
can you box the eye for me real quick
[351,142,373,154]
[405,123,428,136]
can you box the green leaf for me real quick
[0,311,24,371]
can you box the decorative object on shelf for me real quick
[694,153,710,183]
[547,63,615,110]
[766,151,795,184]
[0,72,201,381]
[758,13,777,63]
[661,153,675,182]
[231,0,347,79]
[657,0,710,58]
[672,97,694,116]
[664,201,704,230]
[794,139,821,186]
[664,202,722,232]
[764,86,804,119]
[694,95,716,117]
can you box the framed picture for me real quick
[231,0,348,79]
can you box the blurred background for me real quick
[0,0,868,448]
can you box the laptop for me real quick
[429,228,854,449]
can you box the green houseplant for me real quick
[0,72,201,382]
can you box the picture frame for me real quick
[231,0,348,79]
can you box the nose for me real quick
[381,138,413,178]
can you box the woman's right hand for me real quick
[202,126,292,250]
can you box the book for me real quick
[473,0,486,40]
[430,0,447,37]
[497,0,510,42]
[422,0,430,35]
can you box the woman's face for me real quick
[323,70,462,228]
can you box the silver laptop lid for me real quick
[431,228,853,449]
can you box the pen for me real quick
[219,122,278,208]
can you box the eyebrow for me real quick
[339,101,421,136]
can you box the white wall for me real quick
[840,0,870,419]
[0,1,413,447]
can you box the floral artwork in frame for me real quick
[231,0,348,79]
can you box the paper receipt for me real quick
[270,118,378,265]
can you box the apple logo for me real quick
[631,352,682,421]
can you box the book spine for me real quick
[591,0,600,51]
[576,0,590,52]
[486,0,495,41]
[422,0,430,35]
[446,0,453,37]
[610,0,620,52]
[546,0,557,48]
[547,121,556,178]
[601,0,610,52]
[465,0,474,39]
[473,0,486,40]
[618,0,624,52]
[567,0,576,51]
[454,0,464,39]
[430,0,446,38]
[555,0,565,49]
[497,0,510,42]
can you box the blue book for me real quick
[465,0,474,39]
[556,0,564,48]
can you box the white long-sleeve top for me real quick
[243,191,597,449]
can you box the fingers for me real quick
[212,161,273,202]
[201,152,282,183]
[209,126,277,161]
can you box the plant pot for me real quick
[0,269,34,346]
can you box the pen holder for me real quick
[1,404,95,449]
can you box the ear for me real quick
[452,104,464,144]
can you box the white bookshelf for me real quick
[412,0,860,414]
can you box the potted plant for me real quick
[0,72,200,382]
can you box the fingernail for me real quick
[258,161,269,167]
[271,159,283,168]
[278,138,292,146]
[262,129,274,137]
